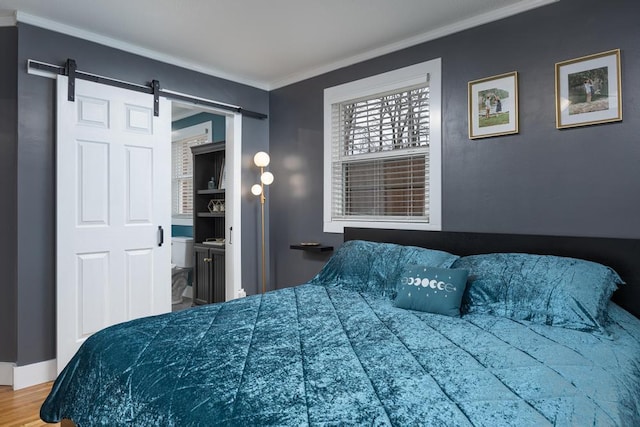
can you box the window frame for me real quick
[171,121,212,226]
[323,58,442,233]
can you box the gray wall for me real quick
[269,0,640,288]
[5,23,269,366]
[0,27,18,362]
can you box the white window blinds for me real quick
[172,133,209,216]
[330,83,430,222]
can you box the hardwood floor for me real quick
[0,382,60,426]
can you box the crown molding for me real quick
[14,0,558,91]
[268,0,559,89]
[0,9,17,26]
[15,11,270,91]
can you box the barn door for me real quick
[56,76,171,373]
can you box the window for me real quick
[171,122,212,223]
[323,59,442,233]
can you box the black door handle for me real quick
[158,226,164,247]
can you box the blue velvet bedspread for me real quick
[41,241,640,426]
[41,286,640,426]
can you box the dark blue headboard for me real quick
[344,228,640,319]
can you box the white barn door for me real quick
[56,76,171,373]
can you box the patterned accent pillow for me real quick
[394,266,469,317]
[452,253,624,333]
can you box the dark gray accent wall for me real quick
[0,26,18,363]
[240,115,271,294]
[269,0,640,289]
[8,23,268,366]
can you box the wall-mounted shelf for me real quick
[290,244,334,253]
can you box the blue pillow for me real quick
[309,240,459,298]
[452,253,624,333]
[394,266,468,317]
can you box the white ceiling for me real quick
[0,0,556,90]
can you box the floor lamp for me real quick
[251,152,274,294]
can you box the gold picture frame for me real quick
[468,71,519,139]
[555,49,622,129]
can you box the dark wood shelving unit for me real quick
[191,141,226,305]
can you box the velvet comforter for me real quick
[41,243,640,426]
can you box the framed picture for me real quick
[555,49,622,129]
[468,71,519,139]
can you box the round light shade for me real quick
[254,151,270,167]
[251,184,263,196]
[260,171,274,185]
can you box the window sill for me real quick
[324,220,441,233]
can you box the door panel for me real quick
[78,140,109,225]
[193,245,211,305]
[125,145,153,223]
[57,76,171,373]
[212,249,225,303]
[125,104,153,133]
[76,96,109,127]
[126,248,154,319]
[77,252,109,338]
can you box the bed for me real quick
[41,229,640,426]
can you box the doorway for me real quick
[170,101,242,307]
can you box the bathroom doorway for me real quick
[170,102,242,310]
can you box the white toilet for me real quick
[171,236,194,304]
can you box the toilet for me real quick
[171,236,194,304]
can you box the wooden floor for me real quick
[0,382,60,427]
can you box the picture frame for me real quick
[468,71,519,139]
[555,49,622,129]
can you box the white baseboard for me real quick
[1,359,57,390]
[0,362,13,385]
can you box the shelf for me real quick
[200,242,225,248]
[195,242,225,251]
[197,189,225,195]
[197,212,225,218]
[290,244,334,253]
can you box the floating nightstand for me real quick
[290,243,334,253]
